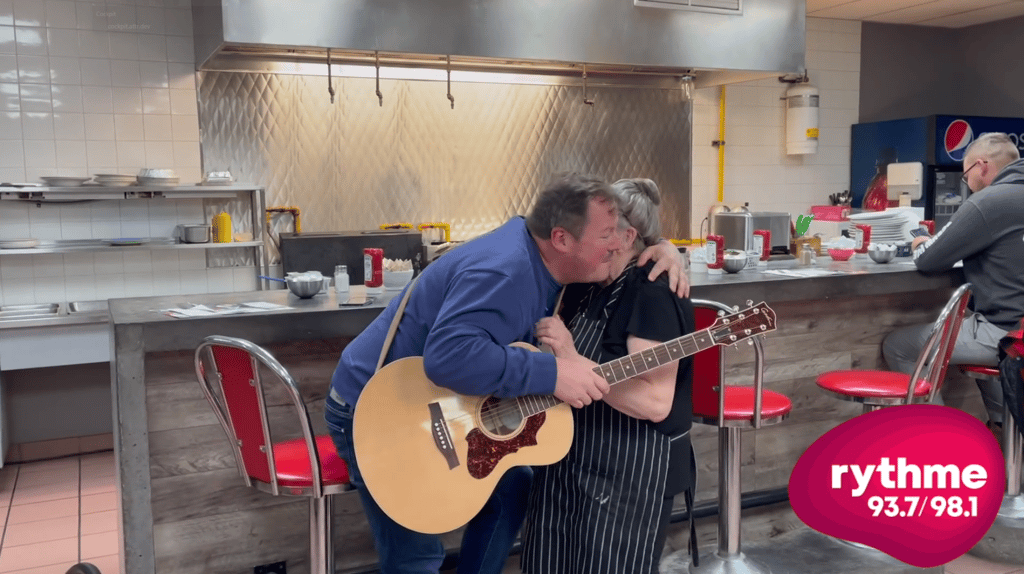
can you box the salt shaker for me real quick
[334,265,349,294]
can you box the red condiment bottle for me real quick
[706,235,724,271]
[753,229,771,261]
[854,224,871,254]
[364,248,383,288]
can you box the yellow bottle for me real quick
[212,212,232,243]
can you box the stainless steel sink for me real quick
[67,300,109,315]
[0,303,60,320]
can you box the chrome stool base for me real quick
[662,527,942,574]
[967,494,1024,565]
[686,550,772,574]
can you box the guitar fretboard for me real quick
[517,327,718,417]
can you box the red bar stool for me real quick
[687,299,791,574]
[816,283,972,413]
[961,360,1024,562]
[194,335,350,574]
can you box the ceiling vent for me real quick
[633,0,742,15]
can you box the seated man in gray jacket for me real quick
[883,132,1024,429]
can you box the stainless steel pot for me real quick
[178,224,210,243]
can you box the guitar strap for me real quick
[375,275,422,373]
[375,280,565,371]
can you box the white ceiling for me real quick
[807,0,1024,28]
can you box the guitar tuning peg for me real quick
[717,310,726,317]
[747,340,754,346]
[746,299,753,307]
[732,305,739,312]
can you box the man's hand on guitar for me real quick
[536,317,579,359]
[554,356,609,409]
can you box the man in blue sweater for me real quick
[325,173,687,573]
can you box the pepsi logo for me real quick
[945,120,974,161]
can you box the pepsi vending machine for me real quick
[851,115,1024,229]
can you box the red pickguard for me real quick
[465,412,546,479]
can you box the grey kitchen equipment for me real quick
[279,230,423,284]
[178,224,212,243]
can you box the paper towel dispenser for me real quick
[887,162,924,201]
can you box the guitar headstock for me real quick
[709,302,776,346]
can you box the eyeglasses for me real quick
[962,159,987,184]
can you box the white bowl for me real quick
[383,269,414,290]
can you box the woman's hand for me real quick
[536,317,579,359]
[637,239,690,298]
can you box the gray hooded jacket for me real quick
[913,157,1024,330]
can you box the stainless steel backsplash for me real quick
[197,71,691,262]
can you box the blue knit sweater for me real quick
[331,217,562,405]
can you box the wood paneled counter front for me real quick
[110,257,968,574]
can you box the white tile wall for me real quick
[691,17,861,236]
[0,0,259,306]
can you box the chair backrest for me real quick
[906,283,973,404]
[194,335,324,497]
[691,299,770,428]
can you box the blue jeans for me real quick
[325,395,532,574]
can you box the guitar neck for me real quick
[519,327,718,416]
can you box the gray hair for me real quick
[526,173,618,240]
[964,132,1020,171]
[611,178,662,253]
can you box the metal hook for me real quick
[375,51,383,107]
[446,55,455,110]
[326,49,335,104]
[582,64,594,106]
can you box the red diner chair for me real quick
[687,298,791,574]
[194,335,350,574]
[816,283,972,412]
[959,364,1024,502]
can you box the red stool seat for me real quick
[816,370,931,399]
[720,387,793,420]
[274,435,350,487]
[960,364,999,379]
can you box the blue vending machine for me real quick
[851,115,1024,229]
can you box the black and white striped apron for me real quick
[521,268,675,574]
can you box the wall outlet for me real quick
[254,561,286,574]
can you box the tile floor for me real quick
[0,453,118,574]
[0,451,1021,574]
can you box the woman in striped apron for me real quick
[521,178,697,574]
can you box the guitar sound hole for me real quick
[479,397,524,438]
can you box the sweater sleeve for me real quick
[913,201,993,273]
[422,269,557,398]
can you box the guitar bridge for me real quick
[428,402,460,469]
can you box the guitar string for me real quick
[437,328,725,426]
[432,311,771,426]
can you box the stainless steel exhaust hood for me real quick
[192,0,805,87]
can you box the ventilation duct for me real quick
[191,0,804,88]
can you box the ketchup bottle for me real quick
[364,248,383,289]
[706,235,724,273]
[854,224,871,254]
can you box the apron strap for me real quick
[375,275,421,373]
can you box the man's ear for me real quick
[550,227,572,253]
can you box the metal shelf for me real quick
[0,184,259,201]
[0,241,264,255]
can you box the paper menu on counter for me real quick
[161,301,291,318]
[762,268,853,278]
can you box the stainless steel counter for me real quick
[109,260,965,574]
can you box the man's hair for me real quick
[611,178,662,253]
[526,173,618,240]
[964,132,1020,171]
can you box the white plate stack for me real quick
[137,169,180,186]
[0,238,40,249]
[40,176,92,187]
[94,174,137,187]
[848,208,921,244]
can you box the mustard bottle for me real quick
[212,212,232,243]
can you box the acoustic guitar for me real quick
[353,301,776,534]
